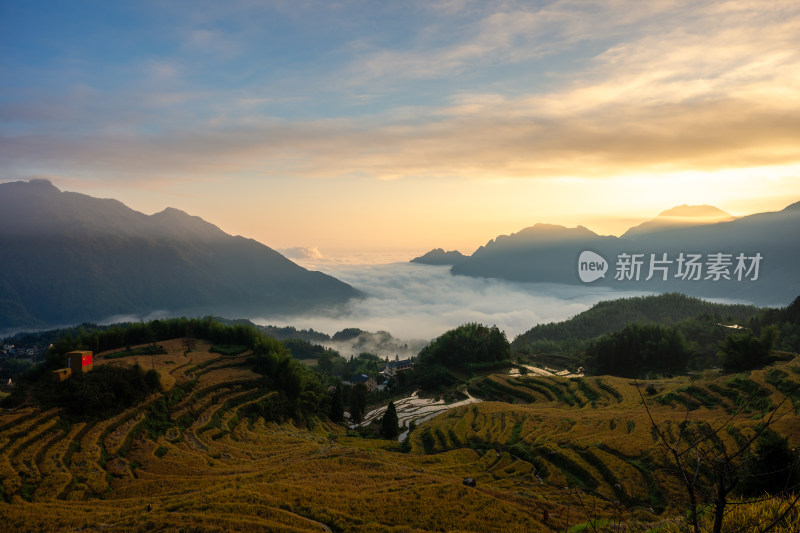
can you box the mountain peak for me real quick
[782,200,800,212]
[154,206,190,217]
[656,204,733,220]
[150,207,228,240]
[515,223,598,240]
[0,178,60,196]
[622,204,734,239]
[410,248,467,265]
[27,178,60,191]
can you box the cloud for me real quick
[251,262,652,346]
[2,1,799,186]
[5,92,799,185]
[278,246,325,260]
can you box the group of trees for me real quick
[585,323,692,378]
[0,365,157,419]
[718,325,780,372]
[328,382,368,424]
[413,323,510,391]
[283,338,393,384]
[44,364,161,419]
[327,381,397,438]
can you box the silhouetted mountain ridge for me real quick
[446,202,800,306]
[0,180,359,331]
[622,204,734,238]
[782,200,800,212]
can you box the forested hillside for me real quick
[512,293,800,376]
[513,293,759,351]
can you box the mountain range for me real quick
[0,179,359,331]
[413,202,800,306]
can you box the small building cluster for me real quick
[344,357,415,394]
[52,351,93,382]
[2,344,38,357]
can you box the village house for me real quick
[349,373,377,393]
[383,358,414,378]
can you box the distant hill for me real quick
[510,292,760,352]
[410,248,467,265]
[0,179,359,330]
[510,292,800,374]
[449,202,800,305]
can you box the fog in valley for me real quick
[253,261,652,355]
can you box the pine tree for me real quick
[329,385,344,422]
[349,391,362,424]
[380,401,399,439]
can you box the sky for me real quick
[2,1,800,258]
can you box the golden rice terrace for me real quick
[1,339,799,531]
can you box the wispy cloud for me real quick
[3,1,798,185]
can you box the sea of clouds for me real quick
[252,261,652,348]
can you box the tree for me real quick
[349,390,362,424]
[329,384,344,423]
[719,325,778,372]
[413,323,510,391]
[380,401,399,439]
[586,323,691,378]
[355,384,367,413]
[182,326,197,354]
[739,428,800,498]
[638,384,800,533]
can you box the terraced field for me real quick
[1,340,798,531]
[420,364,800,516]
[0,341,559,531]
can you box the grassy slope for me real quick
[0,339,798,532]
